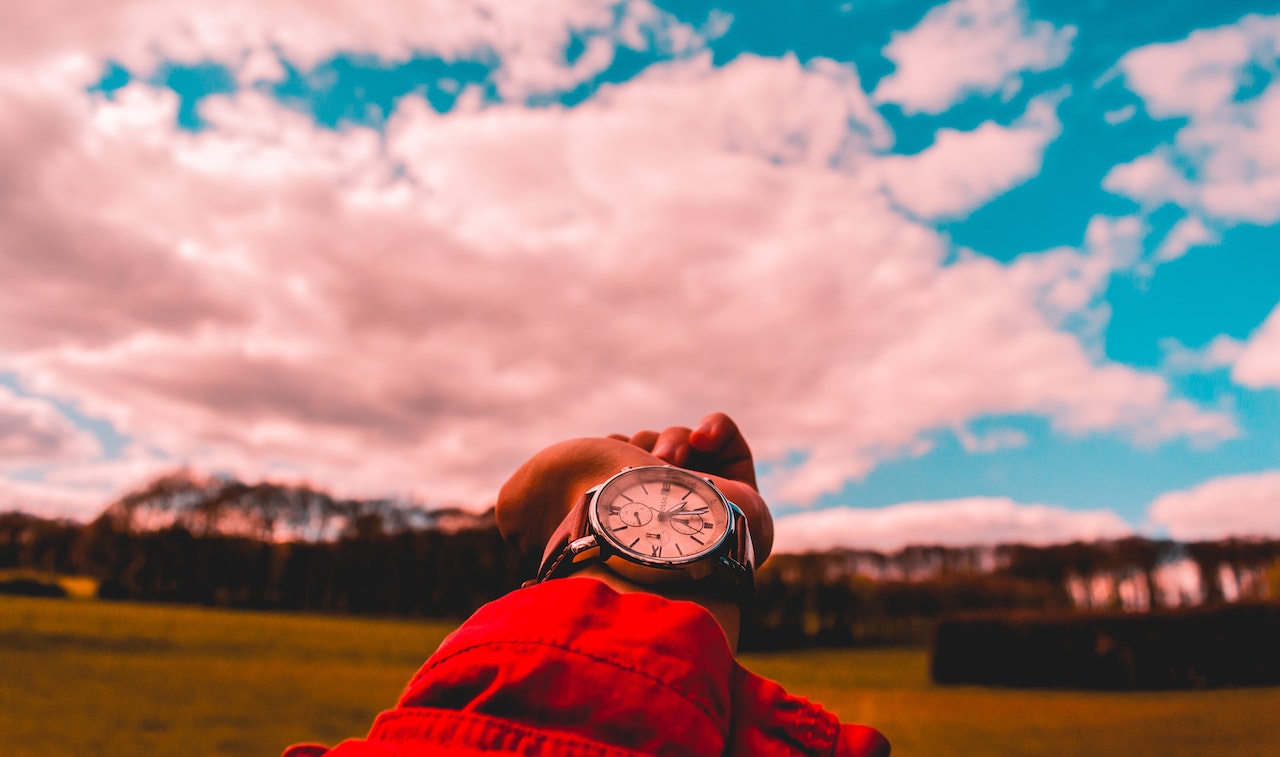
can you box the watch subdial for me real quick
[669,512,706,535]
[615,501,652,528]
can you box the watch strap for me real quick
[534,489,594,583]
[721,501,756,587]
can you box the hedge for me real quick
[931,602,1280,689]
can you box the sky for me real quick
[1,0,1279,553]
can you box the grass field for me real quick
[3,595,1279,756]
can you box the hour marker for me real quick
[628,537,641,548]
[675,544,683,555]
[610,524,628,531]
[680,490,692,501]
[640,483,649,494]
[691,535,704,545]
[661,482,671,495]
[703,522,714,529]
[651,544,662,557]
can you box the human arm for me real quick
[495,412,774,651]
[286,413,890,756]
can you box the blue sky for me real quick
[2,0,1278,551]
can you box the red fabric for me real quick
[285,578,889,756]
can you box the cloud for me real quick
[0,0,704,102]
[0,5,1233,516]
[1157,303,1280,393]
[1112,14,1277,120]
[873,0,1075,114]
[0,451,177,521]
[1101,150,1195,211]
[0,477,105,519]
[1155,215,1216,262]
[1103,104,1136,125]
[954,425,1028,454]
[875,92,1062,220]
[1160,335,1243,375]
[1009,214,1145,319]
[1106,14,1280,225]
[1233,306,1280,390]
[0,386,100,467]
[772,497,1131,553]
[1147,471,1280,540]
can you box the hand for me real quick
[606,413,771,564]
[495,412,773,653]
[497,413,773,569]
[608,412,758,491]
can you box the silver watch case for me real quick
[566,465,754,587]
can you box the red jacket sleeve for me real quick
[285,578,889,756]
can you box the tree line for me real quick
[3,469,1279,648]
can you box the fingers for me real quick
[650,426,694,466]
[689,412,757,489]
[608,413,757,490]
[628,430,659,452]
[605,430,664,453]
[689,412,734,452]
[599,414,769,560]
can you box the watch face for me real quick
[589,466,731,565]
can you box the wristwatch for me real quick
[530,465,755,604]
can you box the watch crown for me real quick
[568,536,598,554]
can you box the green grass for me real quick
[0,595,454,757]
[3,596,1279,756]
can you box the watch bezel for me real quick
[587,465,733,569]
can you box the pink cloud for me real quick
[1154,215,1216,262]
[872,0,1075,114]
[0,0,702,101]
[1147,471,1280,541]
[875,92,1062,220]
[954,425,1028,454]
[0,12,1233,515]
[1233,307,1280,390]
[1102,151,1195,211]
[7,451,179,521]
[0,386,100,467]
[1160,335,1244,375]
[773,497,1131,553]
[1114,15,1274,120]
[0,477,105,518]
[1108,14,1280,225]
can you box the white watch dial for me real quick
[591,466,730,564]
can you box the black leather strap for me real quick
[534,490,593,583]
